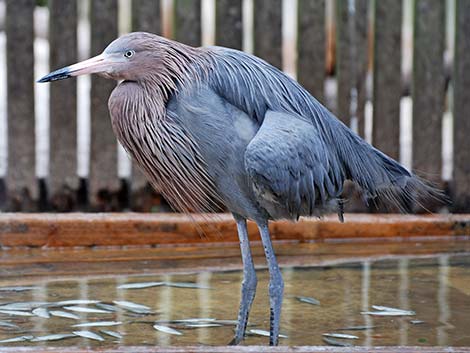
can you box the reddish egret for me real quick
[39,32,437,345]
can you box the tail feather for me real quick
[334,126,445,212]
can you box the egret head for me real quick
[38,32,191,83]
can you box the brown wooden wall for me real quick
[0,0,466,213]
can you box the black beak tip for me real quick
[37,67,71,83]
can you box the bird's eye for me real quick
[124,50,135,58]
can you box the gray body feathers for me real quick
[111,43,436,222]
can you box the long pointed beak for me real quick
[38,53,108,83]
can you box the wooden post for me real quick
[174,0,201,47]
[412,0,445,185]
[49,0,78,211]
[215,0,243,50]
[372,0,402,161]
[335,0,368,137]
[89,0,119,210]
[453,0,470,211]
[5,0,36,211]
[254,0,282,69]
[297,0,326,103]
[132,0,161,34]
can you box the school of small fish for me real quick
[0,283,425,346]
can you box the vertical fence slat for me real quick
[297,0,326,103]
[174,0,201,47]
[90,0,119,210]
[453,0,470,211]
[215,0,243,50]
[130,0,161,206]
[5,0,36,211]
[254,0,282,69]
[412,0,445,185]
[336,0,368,136]
[132,0,161,34]
[372,0,402,160]
[49,0,78,211]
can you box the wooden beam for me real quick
[0,213,468,248]
[335,0,368,136]
[48,0,78,211]
[372,0,402,160]
[254,0,282,69]
[174,0,202,47]
[89,0,119,210]
[215,0,243,50]
[412,0,445,185]
[5,0,36,210]
[452,0,470,211]
[297,0,326,103]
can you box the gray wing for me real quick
[244,110,345,221]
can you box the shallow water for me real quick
[0,254,469,347]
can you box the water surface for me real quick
[0,254,469,347]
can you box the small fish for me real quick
[95,303,118,312]
[211,320,241,326]
[0,302,47,311]
[172,317,216,323]
[410,320,425,325]
[32,308,50,319]
[372,305,413,313]
[100,330,123,339]
[112,301,151,311]
[30,334,75,342]
[337,325,376,331]
[121,307,153,315]
[361,311,415,316]
[184,323,223,328]
[0,310,34,317]
[295,296,320,305]
[0,335,33,343]
[248,329,288,338]
[55,300,101,306]
[163,282,211,289]
[0,286,37,292]
[0,321,20,329]
[73,321,122,328]
[323,333,359,339]
[323,336,353,347]
[117,282,164,289]
[50,310,80,320]
[73,330,105,341]
[153,324,183,335]
[64,306,111,314]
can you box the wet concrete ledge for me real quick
[0,345,469,353]
[0,213,469,248]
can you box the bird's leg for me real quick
[229,214,257,346]
[258,221,284,346]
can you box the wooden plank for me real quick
[297,0,326,103]
[335,0,368,136]
[0,213,468,248]
[132,0,161,34]
[0,346,468,353]
[253,0,282,69]
[89,0,119,210]
[452,0,470,212]
[48,0,78,211]
[215,0,243,50]
[130,0,160,207]
[412,0,445,185]
[174,0,201,47]
[372,0,402,160]
[5,0,36,210]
